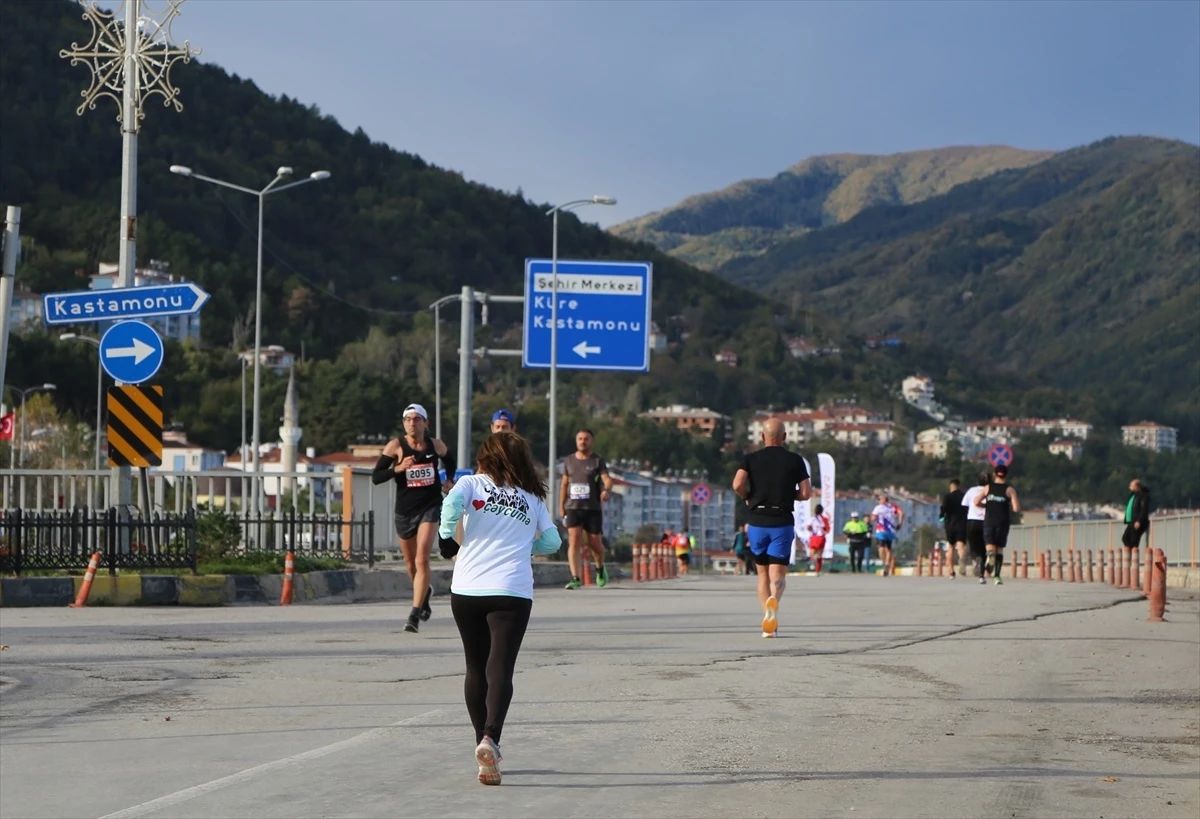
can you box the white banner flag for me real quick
[792,456,813,565]
[817,452,836,559]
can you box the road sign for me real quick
[691,483,712,505]
[99,320,164,384]
[988,443,1014,468]
[522,259,652,372]
[42,282,210,326]
[107,385,163,467]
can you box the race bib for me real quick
[569,483,591,501]
[406,464,436,487]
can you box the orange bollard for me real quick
[1118,549,1128,587]
[69,551,103,608]
[583,558,594,586]
[916,554,924,576]
[1128,547,1140,591]
[636,543,645,582]
[1107,549,1116,585]
[1038,552,1046,580]
[280,551,295,606]
[1148,548,1167,622]
[1010,553,1017,578]
[1086,550,1095,583]
[650,544,660,580]
[1143,547,1153,597]
[1067,549,1076,583]
[1019,551,1028,579]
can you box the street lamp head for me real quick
[169,165,193,177]
[42,384,57,391]
[592,195,617,206]
[277,166,294,177]
[310,170,331,181]
[59,333,77,341]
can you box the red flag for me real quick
[0,412,13,441]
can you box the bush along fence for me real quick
[0,508,376,576]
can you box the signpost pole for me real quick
[457,286,474,472]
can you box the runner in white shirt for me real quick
[962,472,989,583]
[438,432,561,786]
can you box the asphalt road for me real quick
[1,575,1196,818]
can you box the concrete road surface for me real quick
[1,575,1197,819]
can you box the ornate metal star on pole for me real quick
[60,0,201,132]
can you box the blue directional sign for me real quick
[98,321,164,385]
[988,443,1014,468]
[43,282,210,326]
[522,259,652,372]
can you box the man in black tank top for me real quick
[973,465,1020,586]
[372,403,456,632]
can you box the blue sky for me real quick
[139,0,1198,227]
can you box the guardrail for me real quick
[1004,513,1198,566]
[0,508,197,575]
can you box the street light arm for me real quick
[183,172,260,196]
[266,175,329,196]
[545,199,596,216]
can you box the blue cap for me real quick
[492,409,515,424]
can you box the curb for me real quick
[0,562,619,607]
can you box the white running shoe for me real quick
[475,737,502,786]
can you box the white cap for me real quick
[403,403,428,420]
[851,511,860,517]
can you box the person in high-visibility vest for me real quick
[843,512,871,573]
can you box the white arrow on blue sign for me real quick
[99,320,164,385]
[522,259,653,372]
[42,282,210,326]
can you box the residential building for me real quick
[1121,422,1178,454]
[159,427,226,473]
[225,445,332,506]
[239,345,297,375]
[640,405,731,440]
[915,427,955,459]
[714,350,739,367]
[747,411,815,445]
[902,375,935,404]
[747,403,889,448]
[9,287,42,328]
[648,322,667,353]
[89,260,201,342]
[606,467,737,553]
[820,421,896,448]
[1035,418,1093,440]
[787,337,819,359]
[1049,438,1084,460]
[964,417,1040,444]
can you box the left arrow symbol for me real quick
[105,338,156,365]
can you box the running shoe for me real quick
[564,577,582,590]
[404,611,420,633]
[994,577,1003,586]
[595,564,608,588]
[762,596,778,636]
[476,737,502,786]
[419,586,432,621]
[979,576,986,585]
[762,631,777,639]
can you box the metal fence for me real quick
[1004,513,1199,566]
[0,508,197,575]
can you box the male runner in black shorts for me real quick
[372,403,456,632]
[559,429,612,589]
[975,465,1020,586]
[941,479,967,578]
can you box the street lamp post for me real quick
[4,383,57,469]
[59,334,104,471]
[544,196,616,489]
[170,164,330,513]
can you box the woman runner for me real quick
[437,432,561,785]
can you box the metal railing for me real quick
[0,508,197,575]
[1004,513,1199,566]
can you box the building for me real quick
[748,403,889,447]
[902,375,935,404]
[1049,438,1084,460]
[225,446,331,506]
[239,345,297,375]
[640,405,731,440]
[714,350,739,367]
[964,417,1040,444]
[1035,418,1093,440]
[821,421,896,448]
[787,337,819,359]
[747,411,815,445]
[1121,422,1178,454]
[915,427,955,459]
[8,287,42,328]
[648,322,668,353]
[89,260,201,342]
[606,467,737,554]
[159,427,226,473]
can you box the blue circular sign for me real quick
[98,320,164,385]
[691,483,712,505]
[987,443,1014,468]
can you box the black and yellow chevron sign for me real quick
[107,385,163,467]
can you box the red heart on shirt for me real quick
[472,499,486,510]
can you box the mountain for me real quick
[720,136,1200,441]
[610,146,1054,270]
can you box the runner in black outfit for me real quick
[940,479,967,579]
[372,403,456,632]
[974,464,1020,586]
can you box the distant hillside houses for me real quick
[640,405,731,441]
[1121,422,1178,453]
[748,403,896,448]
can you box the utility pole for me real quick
[0,206,20,414]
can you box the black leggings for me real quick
[450,593,533,745]
[849,544,868,572]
